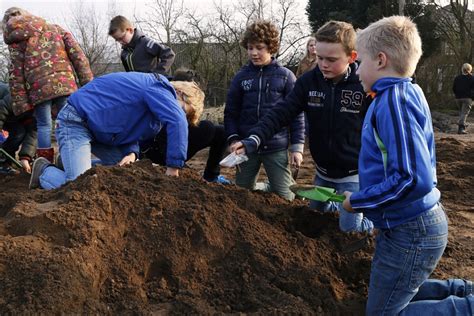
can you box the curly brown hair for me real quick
[239,20,280,55]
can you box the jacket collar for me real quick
[246,57,280,70]
[371,77,412,93]
[314,62,359,84]
[125,28,145,49]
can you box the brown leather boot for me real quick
[36,148,55,163]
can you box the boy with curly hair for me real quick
[224,20,305,200]
[230,21,373,233]
[343,15,474,314]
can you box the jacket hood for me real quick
[313,62,360,84]
[3,15,47,45]
[372,77,412,93]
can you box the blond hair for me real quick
[2,7,30,31]
[108,15,133,35]
[171,81,205,126]
[461,63,472,75]
[356,16,422,77]
[240,20,280,54]
[315,21,356,55]
[304,36,316,58]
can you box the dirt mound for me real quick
[0,161,372,314]
[0,133,473,314]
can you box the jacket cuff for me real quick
[227,134,240,145]
[19,155,32,162]
[290,143,304,153]
[166,158,185,169]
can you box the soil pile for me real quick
[0,136,472,314]
[0,161,372,314]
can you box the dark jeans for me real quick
[141,120,227,180]
[1,121,28,159]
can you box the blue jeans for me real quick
[310,176,374,233]
[34,96,68,148]
[39,103,123,190]
[366,205,473,315]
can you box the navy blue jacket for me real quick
[246,63,371,178]
[452,74,474,99]
[224,59,305,153]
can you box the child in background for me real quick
[224,20,305,200]
[141,68,231,184]
[108,15,175,76]
[0,82,36,174]
[343,15,474,314]
[2,7,93,163]
[295,36,317,78]
[230,21,373,233]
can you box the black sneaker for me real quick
[29,157,51,189]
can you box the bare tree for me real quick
[65,2,119,76]
[138,0,186,46]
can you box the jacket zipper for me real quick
[328,84,336,154]
[257,67,263,120]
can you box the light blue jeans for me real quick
[39,103,123,190]
[366,204,474,315]
[310,176,374,233]
[235,150,295,201]
[34,96,68,148]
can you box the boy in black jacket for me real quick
[231,21,373,233]
[0,82,36,174]
[108,15,175,76]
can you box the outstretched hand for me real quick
[230,141,246,155]
[20,159,31,174]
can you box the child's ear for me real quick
[349,50,358,63]
[377,52,388,69]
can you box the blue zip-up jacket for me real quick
[350,77,440,229]
[224,58,305,153]
[68,72,188,168]
[246,63,370,178]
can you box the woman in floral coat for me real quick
[2,7,93,163]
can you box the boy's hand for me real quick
[166,167,179,177]
[118,153,136,166]
[342,191,354,212]
[230,141,246,155]
[20,159,31,173]
[290,152,303,168]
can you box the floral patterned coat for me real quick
[3,15,93,115]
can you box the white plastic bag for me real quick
[219,152,249,168]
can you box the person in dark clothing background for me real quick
[108,15,175,76]
[452,63,474,134]
[140,68,231,184]
[0,82,37,174]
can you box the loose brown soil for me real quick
[0,115,473,314]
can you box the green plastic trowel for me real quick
[290,184,345,202]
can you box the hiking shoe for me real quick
[29,157,51,189]
[205,175,232,185]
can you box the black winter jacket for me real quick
[0,83,37,160]
[247,63,371,178]
[452,74,474,99]
[121,29,175,75]
[224,59,305,153]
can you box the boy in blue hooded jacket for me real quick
[343,16,474,315]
